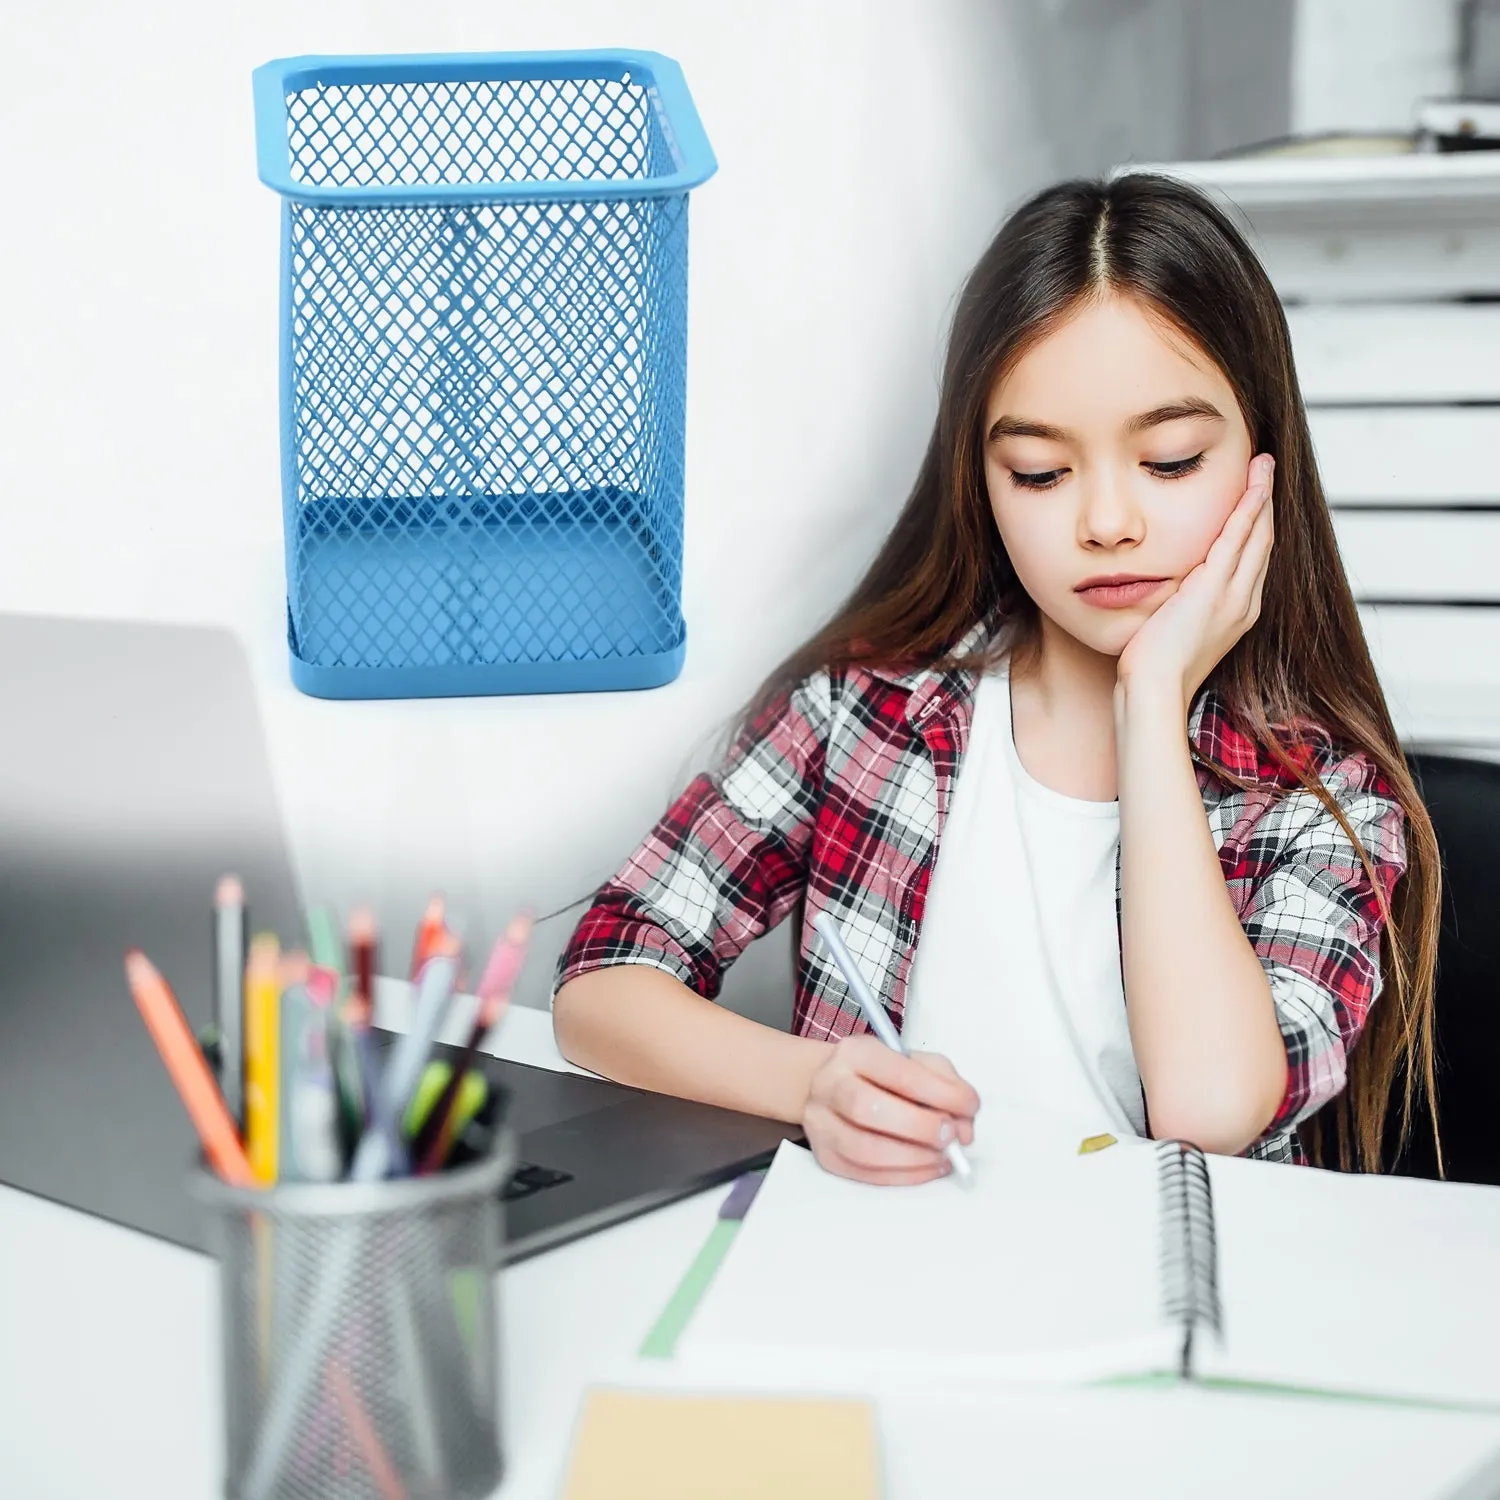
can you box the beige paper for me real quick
[560,1387,880,1500]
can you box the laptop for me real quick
[0,613,799,1264]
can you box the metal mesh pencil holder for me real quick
[252,51,717,699]
[192,1135,515,1500]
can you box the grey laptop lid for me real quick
[0,613,305,1247]
[0,611,800,1259]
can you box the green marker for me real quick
[404,1061,487,1145]
[305,906,345,984]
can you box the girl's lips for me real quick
[1075,577,1170,608]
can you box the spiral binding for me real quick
[1156,1139,1222,1377]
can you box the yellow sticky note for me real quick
[560,1388,880,1500]
[1078,1133,1118,1155]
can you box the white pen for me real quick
[812,910,975,1183]
[352,942,460,1181]
[213,875,246,1127]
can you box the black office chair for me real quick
[1378,753,1500,1184]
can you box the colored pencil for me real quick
[415,913,532,1173]
[343,907,398,1170]
[408,894,447,980]
[124,949,255,1187]
[327,1360,406,1500]
[244,932,283,1185]
[213,875,247,1127]
[347,906,377,1026]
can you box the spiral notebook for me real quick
[675,1138,1500,1409]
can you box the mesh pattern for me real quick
[276,72,693,685]
[212,1188,504,1500]
[285,75,677,188]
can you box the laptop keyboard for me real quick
[500,1161,574,1202]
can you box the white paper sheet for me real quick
[681,1135,1500,1411]
[1198,1154,1500,1408]
[679,1137,1181,1383]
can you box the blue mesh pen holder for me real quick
[252,51,716,699]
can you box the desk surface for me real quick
[5,1003,1500,1500]
[0,1002,724,1500]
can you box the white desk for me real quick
[5,1003,1500,1500]
[0,1003,722,1500]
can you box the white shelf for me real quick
[1288,303,1500,404]
[1119,151,1500,209]
[1115,152,1500,300]
[1335,513,1500,602]
[1311,409,1500,507]
[1360,605,1500,746]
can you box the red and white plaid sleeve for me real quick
[552,670,831,1003]
[1233,749,1408,1137]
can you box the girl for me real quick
[551,173,1440,1184]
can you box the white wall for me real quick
[0,0,1267,1016]
[1291,0,1461,135]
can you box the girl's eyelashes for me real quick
[1143,452,1206,479]
[1008,467,1068,491]
[1005,452,1206,490]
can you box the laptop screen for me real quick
[0,613,304,1250]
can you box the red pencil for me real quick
[408,894,447,980]
[125,949,256,1187]
[347,907,377,1027]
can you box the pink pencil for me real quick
[327,1360,405,1500]
[414,913,532,1174]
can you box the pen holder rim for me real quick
[187,1125,518,1216]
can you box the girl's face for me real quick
[983,292,1254,659]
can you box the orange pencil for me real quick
[124,949,255,1187]
[408,894,447,980]
[328,1360,407,1500]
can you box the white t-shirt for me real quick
[900,664,1147,1142]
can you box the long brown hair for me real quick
[742,173,1440,1173]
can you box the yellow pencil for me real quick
[244,932,282,1185]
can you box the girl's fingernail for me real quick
[941,1159,953,1175]
[938,1120,954,1144]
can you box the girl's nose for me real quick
[1078,469,1145,549]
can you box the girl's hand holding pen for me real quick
[802,1034,979,1186]
[1116,452,1276,713]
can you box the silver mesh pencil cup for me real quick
[192,1132,515,1500]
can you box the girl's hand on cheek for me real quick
[1116,452,1275,714]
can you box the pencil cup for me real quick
[192,1132,515,1500]
[252,50,717,700]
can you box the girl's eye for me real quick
[1009,468,1068,491]
[1143,453,1206,480]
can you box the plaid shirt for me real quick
[555,620,1407,1163]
